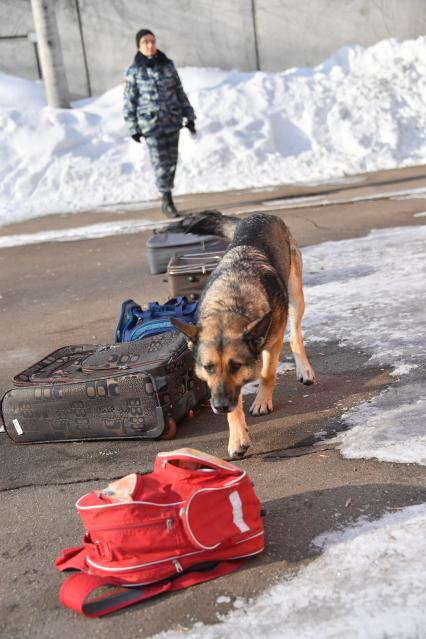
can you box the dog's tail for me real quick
[164,209,239,241]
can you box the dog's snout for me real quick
[210,381,233,414]
[211,397,231,413]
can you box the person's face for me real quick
[139,35,157,57]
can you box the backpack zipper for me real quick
[86,548,206,572]
[173,559,183,573]
[90,518,172,533]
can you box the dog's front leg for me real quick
[250,330,284,415]
[227,391,250,459]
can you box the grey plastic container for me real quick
[146,232,228,274]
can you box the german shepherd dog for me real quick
[170,211,315,458]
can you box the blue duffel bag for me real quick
[114,296,198,343]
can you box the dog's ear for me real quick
[243,311,272,352]
[170,317,199,345]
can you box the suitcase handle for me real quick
[168,261,220,274]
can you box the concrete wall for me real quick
[0,0,425,98]
[0,0,90,97]
[254,0,426,71]
[0,0,39,81]
[78,0,257,95]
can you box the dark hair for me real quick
[135,29,154,48]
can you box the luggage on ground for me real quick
[167,250,226,299]
[55,447,265,617]
[146,231,228,274]
[1,332,209,443]
[114,296,198,343]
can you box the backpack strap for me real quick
[115,297,199,342]
[59,560,243,617]
[59,573,171,617]
[141,297,198,320]
[114,299,141,343]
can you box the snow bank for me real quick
[1,36,426,225]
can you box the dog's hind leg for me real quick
[227,391,251,459]
[250,321,286,415]
[288,246,315,385]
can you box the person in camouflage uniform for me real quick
[123,29,196,218]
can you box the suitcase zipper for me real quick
[14,340,190,384]
[84,356,167,373]
[83,341,188,373]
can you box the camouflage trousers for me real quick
[145,130,180,194]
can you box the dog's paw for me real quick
[249,395,273,415]
[228,443,250,460]
[296,364,315,386]
[228,434,250,459]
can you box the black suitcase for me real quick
[1,332,209,443]
[167,250,226,299]
[146,232,228,274]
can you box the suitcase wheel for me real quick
[159,417,177,440]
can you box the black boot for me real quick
[161,192,179,218]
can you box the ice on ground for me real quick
[302,225,426,374]
[332,383,426,465]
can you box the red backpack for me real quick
[55,448,264,617]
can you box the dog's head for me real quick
[171,311,272,414]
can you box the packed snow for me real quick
[1,36,426,226]
[154,504,426,639]
[0,218,170,248]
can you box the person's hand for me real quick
[131,133,142,143]
[186,121,196,135]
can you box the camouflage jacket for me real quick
[123,50,195,137]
